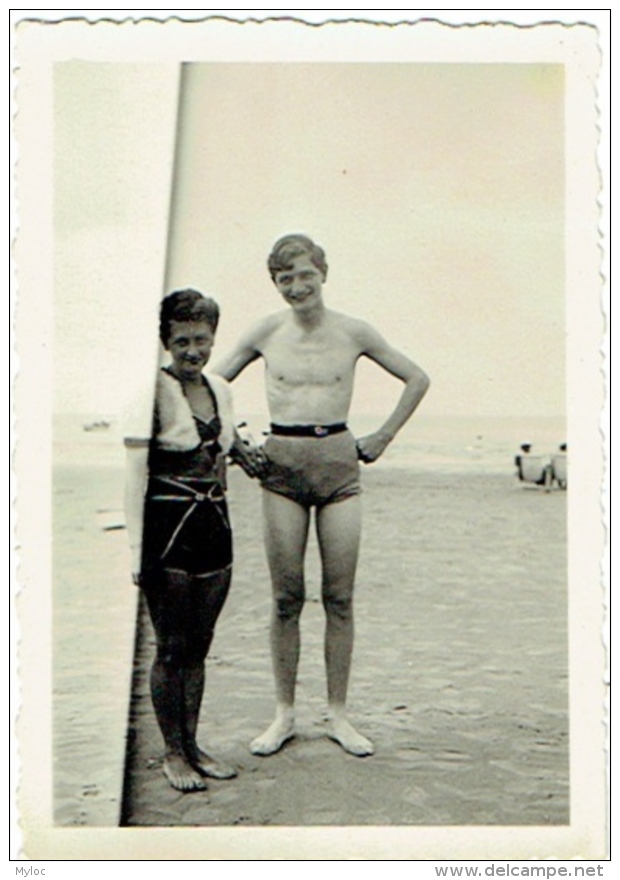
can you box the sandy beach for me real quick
[53,452,568,829]
[52,461,137,827]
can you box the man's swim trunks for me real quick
[260,424,361,509]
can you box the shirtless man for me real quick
[215,234,429,757]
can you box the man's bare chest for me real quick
[263,330,358,388]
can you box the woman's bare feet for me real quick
[250,709,295,756]
[327,711,374,757]
[163,754,208,792]
[186,745,237,779]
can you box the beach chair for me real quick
[516,454,553,490]
[551,453,567,489]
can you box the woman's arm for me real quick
[124,444,149,584]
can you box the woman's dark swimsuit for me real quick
[141,376,232,580]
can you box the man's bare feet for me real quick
[327,713,374,757]
[186,745,237,780]
[163,754,208,792]
[250,710,295,756]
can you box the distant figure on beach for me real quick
[514,442,532,479]
[214,234,429,757]
[124,290,238,792]
[551,442,568,490]
[514,442,552,489]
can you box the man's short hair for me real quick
[159,289,220,345]
[267,234,328,282]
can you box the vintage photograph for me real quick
[14,14,606,860]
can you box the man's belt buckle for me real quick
[314,426,329,437]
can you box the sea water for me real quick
[53,411,566,476]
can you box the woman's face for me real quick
[166,320,215,381]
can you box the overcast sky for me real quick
[54,61,565,420]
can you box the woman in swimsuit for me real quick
[124,289,237,792]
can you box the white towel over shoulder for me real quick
[123,368,234,454]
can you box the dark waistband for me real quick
[270,423,348,438]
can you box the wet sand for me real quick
[114,466,569,827]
